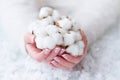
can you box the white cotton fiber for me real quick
[39,7,53,19]
[63,31,76,46]
[72,23,80,31]
[57,18,72,30]
[52,10,60,21]
[43,36,56,49]
[58,28,67,34]
[75,32,82,41]
[40,16,54,26]
[77,41,85,49]
[34,27,47,37]
[66,44,81,56]
[29,7,85,56]
[28,20,43,33]
[64,37,84,56]
[46,25,59,35]
[35,37,45,49]
[51,33,63,45]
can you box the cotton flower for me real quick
[46,25,59,35]
[40,16,54,26]
[57,18,72,30]
[75,32,82,41]
[36,36,56,49]
[66,41,84,56]
[63,31,77,46]
[34,27,47,37]
[66,44,81,56]
[51,33,63,45]
[35,37,45,49]
[39,7,53,19]
[52,10,60,21]
[76,41,85,49]
[72,23,81,31]
[58,28,67,34]
[28,21,48,37]
[29,7,85,56]
[43,36,56,49]
[28,20,43,33]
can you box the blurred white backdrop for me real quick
[0,0,120,80]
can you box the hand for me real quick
[50,29,88,70]
[24,29,88,70]
[24,33,63,62]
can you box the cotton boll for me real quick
[77,49,84,55]
[40,16,54,26]
[63,31,76,46]
[33,27,47,37]
[73,41,85,55]
[57,18,72,30]
[36,36,56,49]
[66,44,81,56]
[30,7,85,56]
[39,7,53,19]
[75,32,82,41]
[72,23,80,31]
[66,41,85,56]
[51,33,63,45]
[46,25,59,35]
[28,20,43,33]
[76,41,85,49]
[43,36,56,49]
[52,10,60,21]
[58,28,67,34]
[35,37,45,49]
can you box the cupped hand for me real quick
[24,30,88,70]
[24,33,63,62]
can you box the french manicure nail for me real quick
[59,49,65,55]
[54,57,59,61]
[62,54,67,58]
[51,60,56,64]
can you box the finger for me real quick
[62,54,82,64]
[54,56,75,69]
[46,47,61,62]
[80,29,88,46]
[24,33,35,44]
[80,29,88,55]
[26,44,51,62]
[50,62,57,68]
[58,48,66,56]
[35,49,51,62]
[50,60,68,70]
[26,44,41,55]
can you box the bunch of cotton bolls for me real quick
[29,7,85,56]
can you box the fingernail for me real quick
[62,54,67,58]
[59,49,66,55]
[54,57,59,61]
[51,60,56,64]
[54,47,61,53]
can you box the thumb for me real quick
[24,33,35,44]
